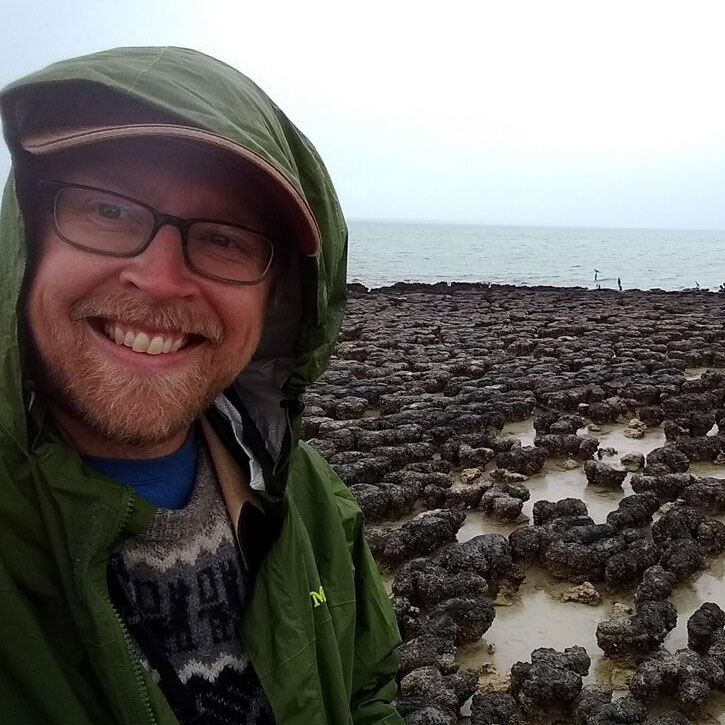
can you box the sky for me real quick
[3,0,725,229]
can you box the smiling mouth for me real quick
[92,318,198,355]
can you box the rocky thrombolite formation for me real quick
[304,283,725,723]
[628,603,725,714]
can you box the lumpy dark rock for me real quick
[687,602,725,654]
[458,443,496,468]
[479,481,530,521]
[629,647,725,713]
[437,534,514,584]
[681,476,725,514]
[393,558,489,609]
[584,460,627,488]
[652,505,706,546]
[603,538,660,588]
[673,435,722,463]
[350,483,392,521]
[658,538,705,581]
[399,665,479,715]
[620,452,645,472]
[509,502,664,587]
[367,509,466,565]
[605,492,661,530]
[509,524,549,566]
[398,632,458,676]
[644,446,690,474]
[395,697,458,725]
[494,444,547,475]
[633,565,677,604]
[596,600,677,657]
[534,433,598,459]
[696,517,725,556]
[544,524,628,582]
[651,713,691,725]
[573,684,648,725]
[510,646,590,714]
[630,472,692,500]
[532,497,588,526]
[572,684,613,725]
[469,691,521,725]
[426,596,496,645]
[392,596,423,640]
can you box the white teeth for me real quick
[131,332,150,353]
[147,336,164,355]
[102,321,189,355]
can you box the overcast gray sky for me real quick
[3,0,725,229]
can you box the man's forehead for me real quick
[34,137,279,223]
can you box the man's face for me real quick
[26,139,275,454]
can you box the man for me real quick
[0,47,403,724]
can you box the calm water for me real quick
[348,220,725,291]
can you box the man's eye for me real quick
[208,234,233,248]
[94,203,123,220]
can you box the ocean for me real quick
[347,220,725,291]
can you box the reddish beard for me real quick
[28,293,239,448]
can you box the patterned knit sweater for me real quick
[108,447,275,725]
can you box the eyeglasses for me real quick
[37,180,275,285]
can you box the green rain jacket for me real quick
[0,47,403,725]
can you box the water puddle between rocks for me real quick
[685,366,712,380]
[438,418,725,721]
[457,566,613,684]
[461,419,667,540]
[376,416,725,720]
[500,418,538,448]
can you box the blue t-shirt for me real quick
[84,428,199,509]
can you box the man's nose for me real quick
[117,224,198,299]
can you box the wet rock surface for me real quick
[584,460,628,488]
[573,685,648,725]
[367,509,466,565]
[304,283,725,724]
[596,600,678,657]
[629,619,725,713]
[510,646,591,715]
[469,690,521,725]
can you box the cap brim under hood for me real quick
[0,46,349,493]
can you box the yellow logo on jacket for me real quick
[309,586,327,607]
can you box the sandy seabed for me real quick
[303,282,725,724]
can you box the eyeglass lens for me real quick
[54,186,273,283]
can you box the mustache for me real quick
[70,294,224,344]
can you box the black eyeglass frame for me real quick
[36,179,276,285]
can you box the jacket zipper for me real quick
[93,491,157,725]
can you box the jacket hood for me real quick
[0,46,348,486]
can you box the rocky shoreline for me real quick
[303,282,725,724]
